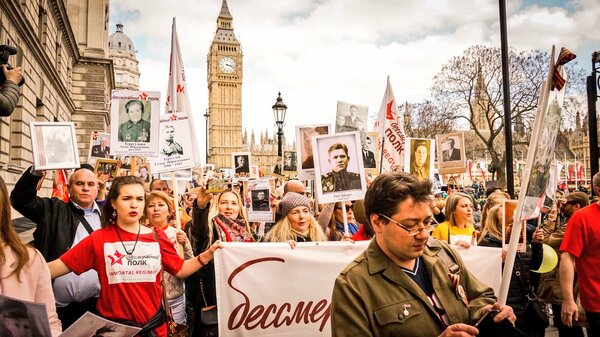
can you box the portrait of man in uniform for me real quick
[234,154,250,174]
[251,190,270,211]
[118,100,151,142]
[283,151,297,172]
[409,139,431,181]
[321,143,361,193]
[90,135,111,159]
[160,125,183,157]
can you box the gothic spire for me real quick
[219,0,233,20]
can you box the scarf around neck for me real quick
[213,213,254,242]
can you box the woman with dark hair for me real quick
[432,192,477,248]
[0,176,61,336]
[317,201,364,241]
[48,176,222,336]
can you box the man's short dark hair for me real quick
[485,185,502,197]
[565,191,589,208]
[149,179,166,191]
[77,163,95,172]
[413,140,428,153]
[365,173,432,225]
[328,143,348,156]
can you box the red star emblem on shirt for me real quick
[108,250,126,266]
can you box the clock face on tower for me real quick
[218,56,237,73]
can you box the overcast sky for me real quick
[110,0,600,162]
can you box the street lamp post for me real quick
[587,52,600,187]
[272,92,288,158]
[204,108,210,163]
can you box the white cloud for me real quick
[110,0,600,162]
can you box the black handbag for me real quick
[515,255,549,329]
[198,279,218,337]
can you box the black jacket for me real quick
[479,234,543,316]
[10,167,95,261]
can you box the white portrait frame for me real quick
[312,131,367,204]
[30,122,80,171]
[282,150,298,175]
[295,124,330,181]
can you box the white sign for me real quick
[214,242,501,337]
[151,112,194,174]
[110,90,160,157]
[243,179,275,222]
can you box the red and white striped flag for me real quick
[165,17,200,164]
[373,76,406,172]
[52,169,69,202]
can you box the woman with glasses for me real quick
[265,193,327,244]
[317,201,363,241]
[432,192,477,248]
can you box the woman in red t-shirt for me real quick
[48,176,222,336]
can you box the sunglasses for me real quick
[334,204,354,211]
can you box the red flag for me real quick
[576,162,584,180]
[467,160,473,182]
[52,169,69,202]
[373,76,406,172]
[165,17,200,164]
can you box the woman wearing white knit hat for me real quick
[265,193,327,246]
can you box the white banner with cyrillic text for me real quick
[214,242,501,337]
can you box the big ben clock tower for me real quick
[207,0,243,169]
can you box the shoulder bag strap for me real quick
[70,202,95,234]
[152,227,176,334]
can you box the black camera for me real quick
[0,45,25,86]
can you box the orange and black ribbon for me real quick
[552,47,576,91]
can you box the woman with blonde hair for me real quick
[432,192,477,248]
[0,176,61,336]
[478,204,545,336]
[266,193,326,244]
[188,186,256,337]
[145,190,193,324]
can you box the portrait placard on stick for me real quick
[151,112,194,174]
[296,124,330,181]
[243,178,276,222]
[94,158,120,181]
[312,131,367,204]
[110,90,160,157]
[30,122,80,171]
[282,151,297,175]
[404,138,435,181]
[361,132,380,175]
[436,132,466,175]
[335,101,368,134]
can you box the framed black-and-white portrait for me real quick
[335,101,368,134]
[404,138,435,182]
[110,90,160,157]
[282,151,297,174]
[30,122,80,171]
[312,131,367,204]
[436,132,466,175]
[87,131,114,168]
[295,124,330,181]
[152,112,194,174]
[232,152,251,176]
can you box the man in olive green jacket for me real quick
[331,173,515,337]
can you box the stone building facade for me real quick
[0,0,114,208]
[108,23,139,90]
[206,0,243,169]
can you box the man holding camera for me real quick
[0,64,23,117]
